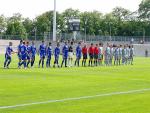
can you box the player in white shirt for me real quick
[105,43,111,66]
[110,44,114,65]
[124,45,129,65]
[122,45,126,65]
[98,43,103,66]
[68,42,74,67]
[126,45,130,65]
[129,45,134,65]
[114,45,119,66]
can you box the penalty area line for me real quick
[0,88,150,109]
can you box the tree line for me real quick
[0,0,150,40]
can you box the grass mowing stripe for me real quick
[0,88,150,110]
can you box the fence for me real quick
[44,32,150,44]
[0,35,44,41]
[0,33,150,43]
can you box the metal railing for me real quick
[0,34,150,43]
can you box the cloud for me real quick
[0,0,142,19]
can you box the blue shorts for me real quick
[47,55,51,60]
[5,54,11,60]
[31,55,35,59]
[40,54,45,59]
[76,56,81,59]
[27,55,31,60]
[21,54,27,60]
[63,55,68,59]
[55,56,59,60]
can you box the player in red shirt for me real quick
[82,44,88,67]
[94,44,99,66]
[88,43,94,66]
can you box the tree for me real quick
[80,11,103,35]
[101,13,118,36]
[0,15,7,34]
[35,12,51,36]
[35,11,62,37]
[112,7,131,21]
[62,8,80,18]
[139,0,150,19]
[62,8,80,33]
[22,18,33,35]
[6,13,27,39]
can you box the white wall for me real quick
[133,44,150,57]
[0,40,149,57]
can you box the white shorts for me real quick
[68,52,73,59]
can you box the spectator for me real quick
[145,49,148,57]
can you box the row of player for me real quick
[3,40,134,69]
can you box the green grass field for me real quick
[0,55,150,113]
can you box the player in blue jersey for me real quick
[4,42,15,69]
[17,40,23,67]
[31,41,36,68]
[26,41,32,68]
[46,42,52,68]
[75,42,82,67]
[61,42,69,67]
[38,41,46,68]
[19,41,27,69]
[53,43,60,68]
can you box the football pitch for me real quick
[0,56,150,113]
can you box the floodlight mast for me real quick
[53,0,57,41]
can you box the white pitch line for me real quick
[0,88,150,109]
[130,79,150,82]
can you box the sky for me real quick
[0,0,142,19]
